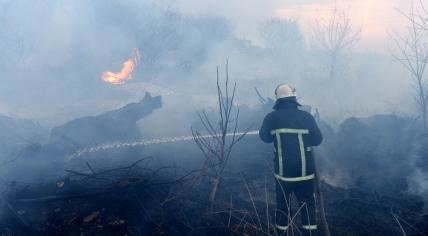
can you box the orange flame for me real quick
[102,48,141,85]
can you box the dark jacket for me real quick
[259,98,323,181]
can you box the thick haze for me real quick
[176,0,408,50]
[0,0,416,131]
[2,0,428,207]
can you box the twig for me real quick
[64,169,110,181]
[392,212,407,236]
[313,150,331,236]
[254,87,267,104]
[6,201,30,228]
[264,175,270,235]
[241,174,263,232]
[228,195,233,227]
[86,162,96,175]
[393,212,426,236]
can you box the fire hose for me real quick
[68,130,330,234]
[68,131,259,159]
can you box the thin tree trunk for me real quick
[418,80,428,134]
[422,101,427,134]
[423,109,427,134]
[192,62,245,214]
[209,142,226,212]
[313,151,331,236]
[209,167,223,212]
[210,175,221,204]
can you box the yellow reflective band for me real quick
[298,133,306,176]
[302,225,318,230]
[276,224,288,231]
[275,132,284,176]
[307,146,312,152]
[270,128,309,135]
[275,174,315,182]
[271,128,310,179]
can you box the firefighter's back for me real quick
[261,101,322,181]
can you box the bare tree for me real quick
[400,0,428,31]
[392,1,428,134]
[313,2,360,81]
[260,18,305,83]
[191,61,247,212]
[260,18,303,53]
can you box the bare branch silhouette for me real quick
[191,61,248,212]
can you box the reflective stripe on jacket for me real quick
[259,98,323,181]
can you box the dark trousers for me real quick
[275,179,317,236]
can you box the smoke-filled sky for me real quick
[0,0,420,128]
[174,0,408,51]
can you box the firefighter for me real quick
[259,84,323,236]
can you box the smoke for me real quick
[0,0,426,197]
[408,170,428,199]
[0,0,415,127]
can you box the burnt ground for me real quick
[1,137,428,236]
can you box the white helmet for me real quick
[275,83,297,99]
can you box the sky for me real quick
[174,0,409,51]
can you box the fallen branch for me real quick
[10,190,109,203]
